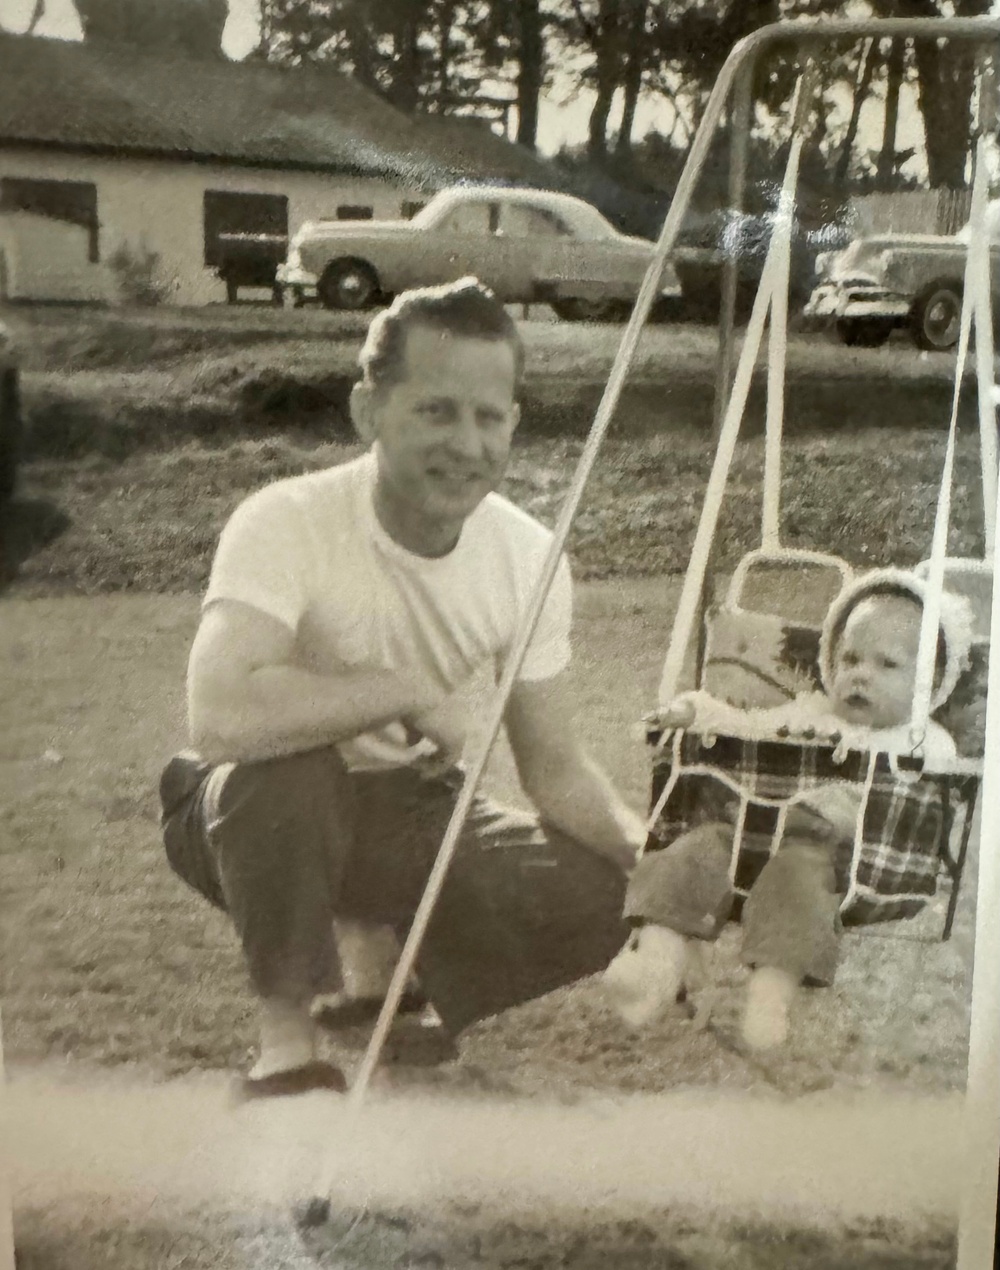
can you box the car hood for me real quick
[821,231,961,283]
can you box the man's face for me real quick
[357,324,519,551]
[828,596,924,729]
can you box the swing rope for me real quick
[762,66,818,548]
[910,113,995,749]
[658,66,817,707]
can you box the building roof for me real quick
[0,32,556,191]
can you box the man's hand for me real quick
[505,672,646,873]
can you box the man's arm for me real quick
[504,671,646,873]
[188,600,443,764]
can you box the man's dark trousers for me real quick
[160,746,629,1037]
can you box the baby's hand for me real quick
[646,698,698,732]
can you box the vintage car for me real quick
[276,185,681,321]
[0,317,23,500]
[672,207,852,324]
[804,202,1000,351]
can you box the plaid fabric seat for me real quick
[647,731,977,926]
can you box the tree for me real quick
[868,0,992,189]
[75,0,229,57]
[515,0,544,148]
[26,0,46,33]
[614,0,647,158]
[875,37,905,189]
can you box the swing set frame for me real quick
[309,16,1000,1203]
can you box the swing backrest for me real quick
[701,548,853,709]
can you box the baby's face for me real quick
[829,596,923,729]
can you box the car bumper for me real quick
[804,283,911,321]
[275,263,318,296]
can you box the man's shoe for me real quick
[235,1059,347,1102]
[312,989,427,1031]
[316,997,460,1067]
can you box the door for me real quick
[494,200,573,300]
[422,197,504,291]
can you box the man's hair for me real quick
[358,277,525,392]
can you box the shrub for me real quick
[108,242,174,307]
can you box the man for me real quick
[160,278,645,1098]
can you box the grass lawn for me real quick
[2,427,989,597]
[0,305,986,1268]
[2,584,974,1269]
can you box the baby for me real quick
[603,568,972,1051]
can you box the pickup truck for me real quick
[277,185,681,322]
[804,203,999,351]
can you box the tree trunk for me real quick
[834,37,876,186]
[587,0,623,161]
[25,0,46,33]
[438,0,456,109]
[344,2,380,93]
[876,38,904,189]
[615,0,647,159]
[516,0,543,150]
[886,0,985,188]
[912,37,975,188]
[388,1,423,114]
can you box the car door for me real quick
[493,200,571,300]
[425,197,502,290]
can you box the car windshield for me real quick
[412,190,617,241]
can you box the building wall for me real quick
[0,146,426,305]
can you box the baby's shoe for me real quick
[602,924,689,1029]
[741,966,797,1051]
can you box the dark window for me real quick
[0,177,99,262]
[336,205,374,220]
[401,200,426,220]
[203,190,288,267]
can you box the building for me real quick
[0,31,556,306]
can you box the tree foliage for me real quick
[60,0,994,189]
[75,0,228,57]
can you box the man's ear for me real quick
[510,401,521,432]
[350,381,376,444]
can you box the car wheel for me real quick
[551,297,625,323]
[0,367,24,500]
[836,317,893,348]
[318,260,380,311]
[911,282,962,351]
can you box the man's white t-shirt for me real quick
[203,451,572,770]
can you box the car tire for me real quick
[318,260,380,311]
[0,367,24,501]
[836,317,893,348]
[911,282,962,351]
